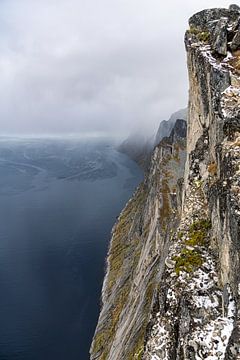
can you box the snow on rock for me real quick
[221,85,240,118]
[144,180,237,359]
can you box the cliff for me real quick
[118,108,187,171]
[91,5,240,359]
[118,132,154,171]
[91,119,187,359]
[154,108,187,145]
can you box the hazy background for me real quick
[0,0,233,137]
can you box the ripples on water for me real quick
[0,137,143,360]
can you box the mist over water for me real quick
[0,137,143,360]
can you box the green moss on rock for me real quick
[189,26,210,42]
[186,219,211,247]
[173,248,203,275]
[173,218,211,275]
[107,184,147,292]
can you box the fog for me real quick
[0,0,233,137]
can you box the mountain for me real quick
[154,108,187,145]
[118,108,187,171]
[91,116,187,360]
[91,5,240,359]
[118,132,154,171]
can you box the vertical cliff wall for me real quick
[144,6,240,359]
[91,5,240,360]
[185,5,240,311]
[90,120,187,359]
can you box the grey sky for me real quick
[0,0,233,137]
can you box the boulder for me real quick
[229,4,240,12]
[189,8,239,31]
[211,18,228,56]
[231,26,240,51]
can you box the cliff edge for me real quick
[91,5,240,359]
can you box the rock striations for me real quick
[91,5,240,360]
[90,120,187,360]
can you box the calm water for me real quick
[0,137,143,360]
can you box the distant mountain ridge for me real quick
[118,108,187,170]
[154,108,187,145]
[118,132,154,170]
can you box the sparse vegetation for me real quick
[159,179,171,229]
[197,31,210,42]
[107,184,147,292]
[188,219,211,233]
[129,331,145,360]
[189,26,199,35]
[189,26,210,42]
[195,179,204,188]
[145,281,155,306]
[143,221,151,238]
[134,346,144,360]
[173,248,203,275]
[130,280,157,359]
[208,162,217,176]
[173,219,211,275]
[92,184,148,358]
[92,131,186,358]
[92,282,130,358]
[177,231,183,240]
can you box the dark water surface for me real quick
[0,137,143,360]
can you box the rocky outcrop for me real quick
[91,5,240,360]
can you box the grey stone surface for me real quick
[231,25,240,51]
[189,8,239,31]
[211,18,228,55]
[229,4,240,12]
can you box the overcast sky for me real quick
[0,0,233,137]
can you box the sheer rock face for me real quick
[90,121,187,360]
[144,6,240,359]
[185,6,240,296]
[91,6,240,360]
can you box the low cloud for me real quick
[0,0,232,137]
